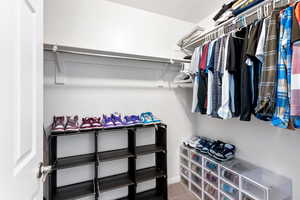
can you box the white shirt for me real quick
[218,35,235,119]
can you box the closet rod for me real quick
[44,44,191,64]
[182,0,294,49]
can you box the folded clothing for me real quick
[232,0,265,16]
[213,0,237,21]
[215,11,234,26]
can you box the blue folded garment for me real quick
[232,0,265,16]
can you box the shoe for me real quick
[131,115,143,125]
[80,117,93,130]
[111,113,125,127]
[91,117,103,129]
[196,137,215,154]
[174,63,193,84]
[209,141,236,162]
[51,116,65,133]
[183,136,201,149]
[141,112,161,124]
[124,116,135,126]
[102,115,115,128]
[174,72,193,84]
[214,143,236,162]
[65,116,79,132]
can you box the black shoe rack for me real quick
[46,123,168,200]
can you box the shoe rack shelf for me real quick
[46,123,168,200]
[179,145,292,200]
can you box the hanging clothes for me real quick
[198,44,209,114]
[207,40,217,116]
[272,6,293,129]
[291,3,300,117]
[240,25,252,121]
[247,21,263,118]
[218,35,236,119]
[255,10,281,120]
[227,30,246,117]
[211,39,222,118]
[291,3,300,128]
[191,47,202,113]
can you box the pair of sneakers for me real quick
[208,140,236,162]
[102,113,143,128]
[140,112,161,125]
[52,116,80,133]
[51,116,103,133]
[184,136,236,162]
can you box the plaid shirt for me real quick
[255,11,278,120]
[272,7,293,128]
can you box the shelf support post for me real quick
[94,131,99,200]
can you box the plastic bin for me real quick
[204,193,214,200]
[242,177,267,200]
[180,165,189,178]
[204,169,218,187]
[191,162,202,177]
[241,193,255,200]
[191,173,202,188]
[221,167,239,187]
[204,181,218,199]
[180,156,189,168]
[204,158,218,175]
[181,175,189,188]
[191,151,202,165]
[181,146,189,158]
[221,180,239,200]
[220,193,232,200]
[191,183,202,198]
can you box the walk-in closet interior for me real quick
[41,0,300,200]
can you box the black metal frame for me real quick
[46,123,168,200]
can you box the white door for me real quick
[0,0,43,199]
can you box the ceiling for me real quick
[104,0,222,23]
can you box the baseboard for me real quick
[168,176,180,185]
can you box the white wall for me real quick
[44,0,194,59]
[44,52,196,199]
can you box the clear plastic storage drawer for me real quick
[220,193,232,200]
[191,162,202,177]
[204,193,214,200]
[221,167,239,187]
[180,165,189,178]
[204,169,218,187]
[204,181,218,199]
[191,151,202,165]
[241,193,255,200]
[181,175,189,188]
[242,177,267,200]
[181,146,189,158]
[180,156,189,168]
[204,158,218,175]
[191,183,202,199]
[221,180,239,200]
[191,173,202,188]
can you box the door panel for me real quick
[0,0,43,199]
[14,0,37,173]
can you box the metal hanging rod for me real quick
[183,0,294,50]
[44,44,191,64]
